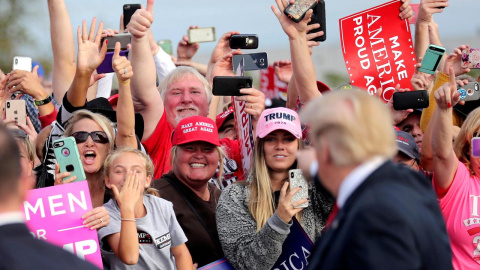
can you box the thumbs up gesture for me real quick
[128,0,154,39]
[112,42,133,83]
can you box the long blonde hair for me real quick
[104,148,159,196]
[248,137,301,232]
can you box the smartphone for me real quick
[97,50,129,74]
[289,169,308,209]
[307,0,326,42]
[462,48,480,69]
[188,27,216,43]
[53,137,86,182]
[157,39,173,55]
[229,34,258,49]
[458,82,480,102]
[101,33,131,52]
[393,90,429,110]
[232,53,268,71]
[5,100,26,125]
[13,56,32,72]
[284,0,317,23]
[212,76,253,96]
[472,138,480,158]
[418,45,446,75]
[123,4,141,28]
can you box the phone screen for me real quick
[472,138,480,157]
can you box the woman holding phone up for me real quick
[216,107,333,270]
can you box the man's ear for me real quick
[17,173,35,203]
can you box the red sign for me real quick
[260,66,288,101]
[339,0,416,102]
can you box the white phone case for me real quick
[13,56,32,72]
[289,169,309,208]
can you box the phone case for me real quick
[392,90,429,110]
[472,138,480,158]
[13,56,32,72]
[123,4,141,28]
[462,48,480,69]
[229,35,259,49]
[97,50,129,74]
[307,0,326,42]
[5,100,26,125]
[157,39,173,55]
[212,76,253,96]
[232,53,268,71]
[102,33,132,52]
[458,82,480,102]
[188,27,216,43]
[289,169,309,209]
[284,0,318,23]
[53,137,86,182]
[418,45,445,75]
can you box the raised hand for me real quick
[399,0,414,20]
[434,67,462,109]
[271,0,313,40]
[6,66,48,101]
[305,23,322,55]
[177,27,200,62]
[112,42,133,83]
[235,88,266,121]
[128,0,154,40]
[443,45,471,76]
[417,0,449,24]
[273,60,293,84]
[76,18,108,74]
[210,50,242,81]
[385,84,414,125]
[411,59,436,90]
[208,31,240,67]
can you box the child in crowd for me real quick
[98,148,193,269]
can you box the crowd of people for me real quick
[0,0,479,269]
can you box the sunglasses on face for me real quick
[71,131,109,144]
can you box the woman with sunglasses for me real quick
[216,107,333,270]
[54,37,137,231]
[431,68,480,269]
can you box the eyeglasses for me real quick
[71,131,109,144]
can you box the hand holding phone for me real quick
[53,137,86,183]
[289,169,308,209]
[462,48,480,69]
[188,27,216,43]
[101,33,131,52]
[307,0,326,42]
[212,76,252,96]
[5,100,26,126]
[13,56,32,72]
[232,53,268,71]
[284,0,317,23]
[123,4,141,29]
[458,82,480,102]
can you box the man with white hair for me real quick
[301,90,452,270]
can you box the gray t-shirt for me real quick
[98,194,188,269]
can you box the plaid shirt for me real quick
[20,94,41,133]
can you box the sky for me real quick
[14,0,480,66]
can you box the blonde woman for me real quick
[216,107,333,270]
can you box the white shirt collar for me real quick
[337,156,387,208]
[0,211,25,227]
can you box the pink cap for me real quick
[256,107,302,139]
[172,116,220,146]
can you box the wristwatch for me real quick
[34,95,52,106]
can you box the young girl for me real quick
[98,148,193,269]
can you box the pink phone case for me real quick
[462,48,480,69]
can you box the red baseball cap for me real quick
[172,116,220,146]
[216,106,234,130]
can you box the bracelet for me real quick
[119,79,131,85]
[34,95,52,106]
[121,218,136,222]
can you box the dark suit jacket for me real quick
[0,223,98,270]
[308,161,453,270]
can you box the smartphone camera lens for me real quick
[6,102,10,109]
[468,88,474,95]
[61,147,70,157]
[66,165,74,172]
[14,58,18,65]
[476,83,479,91]
[291,172,294,178]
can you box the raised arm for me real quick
[66,18,107,107]
[112,42,137,149]
[48,0,76,104]
[128,0,163,140]
[431,68,461,192]
[414,0,448,61]
[271,0,319,104]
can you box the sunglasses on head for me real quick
[71,131,109,144]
